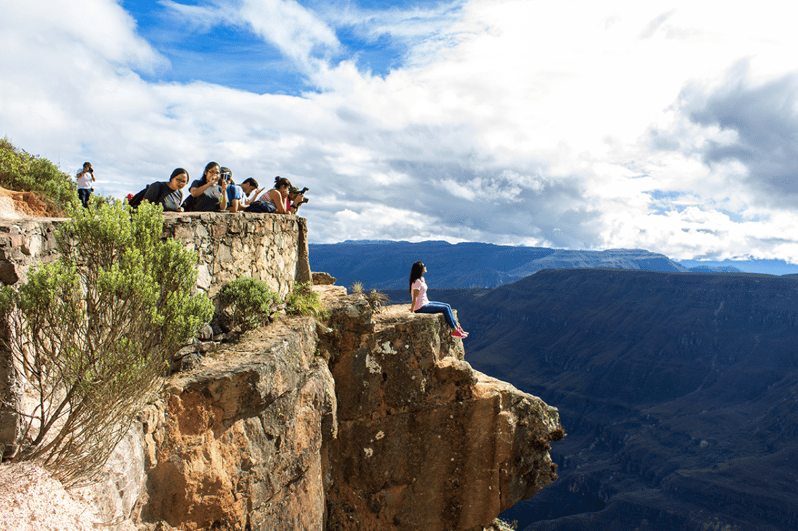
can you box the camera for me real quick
[221,172,231,181]
[289,186,310,209]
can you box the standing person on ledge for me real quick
[185,161,227,212]
[76,162,95,208]
[409,261,469,338]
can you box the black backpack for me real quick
[128,184,151,208]
[129,182,173,209]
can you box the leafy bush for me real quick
[219,276,282,331]
[285,281,327,319]
[0,137,79,212]
[0,200,213,486]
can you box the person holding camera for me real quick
[184,161,227,212]
[288,185,309,212]
[76,162,95,208]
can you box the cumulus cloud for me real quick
[3,0,798,263]
[679,62,798,205]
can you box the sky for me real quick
[2,0,798,263]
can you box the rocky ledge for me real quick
[1,285,563,531]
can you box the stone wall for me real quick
[0,212,311,297]
[0,212,311,456]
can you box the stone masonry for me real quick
[0,212,311,456]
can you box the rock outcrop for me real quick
[133,286,562,531]
[320,287,562,531]
[0,213,563,530]
[140,317,335,530]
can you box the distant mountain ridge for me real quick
[309,240,687,289]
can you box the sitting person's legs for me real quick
[414,301,457,329]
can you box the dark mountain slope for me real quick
[309,241,686,289]
[391,270,798,530]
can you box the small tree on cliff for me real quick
[0,200,213,486]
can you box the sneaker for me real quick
[451,329,466,338]
[456,327,469,337]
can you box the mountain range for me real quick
[309,240,798,291]
[384,269,798,530]
[309,240,688,289]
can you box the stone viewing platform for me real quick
[0,212,311,298]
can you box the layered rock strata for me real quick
[135,286,562,531]
[139,317,335,530]
[319,287,563,531]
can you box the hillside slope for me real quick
[390,269,798,530]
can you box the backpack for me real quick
[128,184,151,208]
[128,182,174,209]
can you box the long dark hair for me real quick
[409,261,425,293]
[201,161,220,185]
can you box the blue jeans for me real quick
[78,188,91,208]
[415,302,457,329]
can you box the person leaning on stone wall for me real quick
[76,162,95,208]
[183,161,227,212]
[141,168,189,211]
[244,176,305,214]
[226,174,259,212]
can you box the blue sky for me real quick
[2,0,798,265]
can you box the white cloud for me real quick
[4,0,798,263]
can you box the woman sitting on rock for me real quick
[409,261,468,338]
[185,161,227,212]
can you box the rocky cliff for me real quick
[0,214,562,530]
[131,285,562,531]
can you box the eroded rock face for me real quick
[140,317,336,531]
[320,287,563,531]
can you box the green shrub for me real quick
[0,200,213,486]
[219,276,282,331]
[285,281,327,319]
[0,137,79,210]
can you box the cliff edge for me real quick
[135,285,562,530]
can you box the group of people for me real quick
[132,162,308,214]
[77,163,468,337]
[74,161,306,213]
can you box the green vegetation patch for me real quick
[219,276,282,331]
[0,200,213,486]
[0,137,78,211]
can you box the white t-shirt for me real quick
[411,277,429,311]
[76,171,94,190]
